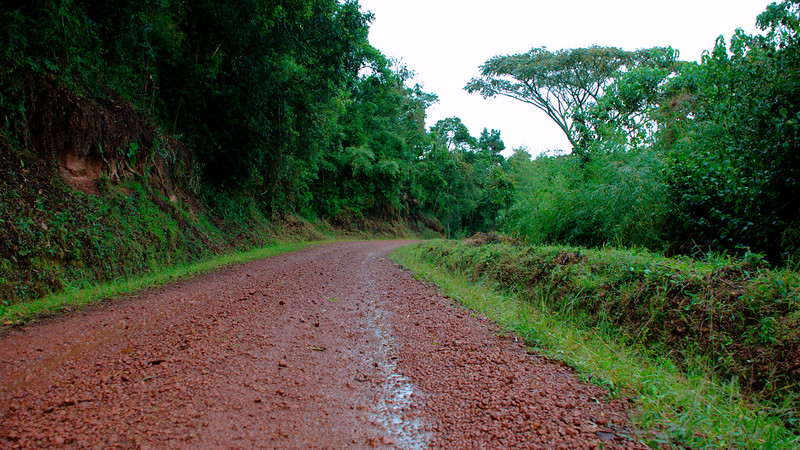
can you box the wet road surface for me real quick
[0,241,642,448]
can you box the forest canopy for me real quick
[0,0,508,235]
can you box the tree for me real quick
[584,48,683,148]
[663,0,800,262]
[477,128,505,165]
[312,50,436,221]
[429,117,477,153]
[141,0,371,211]
[413,118,513,235]
[465,46,677,156]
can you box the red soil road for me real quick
[0,241,643,448]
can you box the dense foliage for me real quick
[0,0,511,227]
[504,147,668,250]
[3,0,373,204]
[664,2,800,263]
[481,1,800,265]
[0,0,517,302]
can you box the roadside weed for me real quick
[392,243,800,448]
[0,242,316,326]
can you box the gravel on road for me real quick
[0,241,642,448]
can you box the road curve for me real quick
[0,241,642,448]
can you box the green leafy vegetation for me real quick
[503,147,668,249]
[0,241,314,326]
[394,239,800,447]
[470,0,800,265]
[1,0,512,306]
[663,3,800,263]
[466,46,680,157]
[1,0,511,228]
[0,139,328,314]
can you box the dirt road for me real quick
[0,241,642,448]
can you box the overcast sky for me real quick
[358,0,776,156]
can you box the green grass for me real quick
[411,238,800,404]
[392,242,800,448]
[0,241,320,327]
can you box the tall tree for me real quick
[414,118,512,236]
[313,49,436,220]
[584,48,683,148]
[465,46,677,156]
[430,117,477,153]
[477,128,505,165]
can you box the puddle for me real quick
[372,352,429,449]
[361,256,431,449]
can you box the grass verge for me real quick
[392,241,800,448]
[0,241,319,327]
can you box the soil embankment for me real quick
[0,241,641,448]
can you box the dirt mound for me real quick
[26,76,155,193]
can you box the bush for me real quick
[416,238,800,408]
[503,147,669,251]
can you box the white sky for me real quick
[358,0,776,156]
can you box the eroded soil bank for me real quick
[0,241,642,448]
